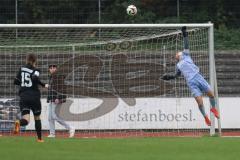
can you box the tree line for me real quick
[0,0,239,28]
[0,0,239,49]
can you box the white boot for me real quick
[47,134,55,138]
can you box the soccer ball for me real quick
[126,5,137,16]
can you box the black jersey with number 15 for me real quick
[14,64,45,98]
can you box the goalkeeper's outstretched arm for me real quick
[161,69,181,81]
[181,26,189,53]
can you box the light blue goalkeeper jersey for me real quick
[176,50,199,82]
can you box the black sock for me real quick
[20,119,28,126]
[35,120,42,140]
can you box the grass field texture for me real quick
[0,136,240,160]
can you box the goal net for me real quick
[0,24,220,138]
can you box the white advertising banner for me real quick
[22,97,239,130]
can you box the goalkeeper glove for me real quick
[181,26,188,37]
[161,74,176,81]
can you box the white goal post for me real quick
[0,23,220,137]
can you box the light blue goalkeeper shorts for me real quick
[187,73,211,97]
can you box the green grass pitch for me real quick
[0,136,240,160]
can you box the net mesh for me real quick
[0,25,213,138]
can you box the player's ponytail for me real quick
[26,53,37,66]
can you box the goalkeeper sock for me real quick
[198,104,206,117]
[20,119,28,126]
[35,120,42,140]
[209,97,216,108]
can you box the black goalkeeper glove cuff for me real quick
[181,26,188,37]
[161,74,176,81]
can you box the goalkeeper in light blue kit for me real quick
[162,26,219,126]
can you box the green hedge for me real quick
[215,27,240,50]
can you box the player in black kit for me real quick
[13,54,48,142]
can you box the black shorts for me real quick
[19,96,41,116]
